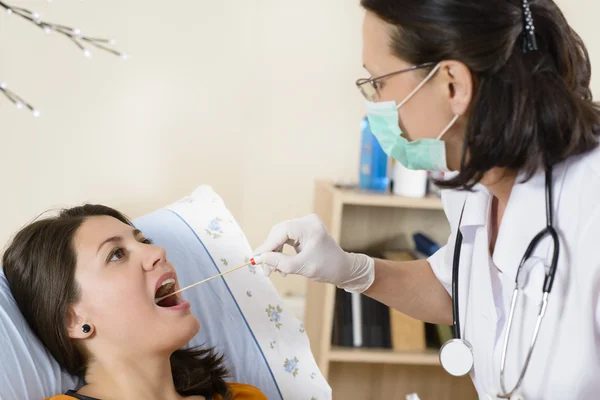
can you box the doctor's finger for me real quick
[262,263,276,277]
[258,251,302,275]
[253,222,302,256]
[254,240,295,259]
[260,264,288,278]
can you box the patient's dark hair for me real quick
[2,204,232,399]
[361,0,600,189]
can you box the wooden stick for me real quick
[155,261,252,303]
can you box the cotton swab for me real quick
[155,257,261,303]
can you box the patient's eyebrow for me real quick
[96,229,142,254]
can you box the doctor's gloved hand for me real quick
[253,214,375,293]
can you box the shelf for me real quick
[308,179,477,398]
[328,347,441,366]
[320,181,443,210]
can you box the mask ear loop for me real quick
[437,114,460,140]
[397,63,442,109]
[393,62,458,141]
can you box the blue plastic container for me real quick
[359,116,389,192]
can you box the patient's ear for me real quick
[67,306,94,339]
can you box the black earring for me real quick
[82,324,91,334]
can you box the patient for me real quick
[2,204,267,400]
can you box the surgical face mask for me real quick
[365,63,459,172]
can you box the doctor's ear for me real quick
[440,61,473,116]
[66,306,95,339]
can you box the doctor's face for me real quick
[361,11,461,143]
[69,216,199,358]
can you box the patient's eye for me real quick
[108,247,126,263]
[141,237,153,245]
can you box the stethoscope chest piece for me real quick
[439,338,474,377]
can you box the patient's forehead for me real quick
[73,216,136,263]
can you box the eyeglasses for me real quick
[355,62,437,101]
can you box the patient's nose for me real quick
[142,244,167,271]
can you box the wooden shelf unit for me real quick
[328,347,441,366]
[304,181,477,400]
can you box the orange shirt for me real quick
[214,383,268,400]
[45,382,268,400]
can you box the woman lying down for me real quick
[2,204,267,400]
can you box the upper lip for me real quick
[154,271,178,297]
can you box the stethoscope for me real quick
[438,167,559,399]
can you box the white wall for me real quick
[0,0,598,297]
[0,1,366,295]
[556,0,600,92]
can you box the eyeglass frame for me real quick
[355,62,437,101]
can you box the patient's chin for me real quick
[165,315,200,351]
[184,316,201,341]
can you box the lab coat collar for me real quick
[459,184,491,228]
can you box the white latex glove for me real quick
[253,214,375,294]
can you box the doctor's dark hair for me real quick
[361,0,600,188]
[2,205,232,399]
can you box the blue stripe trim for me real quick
[166,209,283,400]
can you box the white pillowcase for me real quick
[159,185,331,399]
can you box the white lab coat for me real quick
[428,146,600,400]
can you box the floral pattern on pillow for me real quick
[167,185,332,400]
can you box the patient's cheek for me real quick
[80,280,143,325]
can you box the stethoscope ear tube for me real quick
[451,228,464,339]
[542,167,560,294]
[543,227,559,293]
[441,205,474,377]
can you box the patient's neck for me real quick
[77,352,195,400]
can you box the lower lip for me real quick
[159,299,190,311]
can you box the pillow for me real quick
[0,186,331,400]
[150,185,332,399]
[0,271,81,399]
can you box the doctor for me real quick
[254,1,600,399]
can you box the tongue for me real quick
[155,283,174,299]
[156,295,179,308]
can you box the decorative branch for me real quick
[0,82,39,116]
[0,1,126,117]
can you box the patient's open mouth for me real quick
[154,278,180,308]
